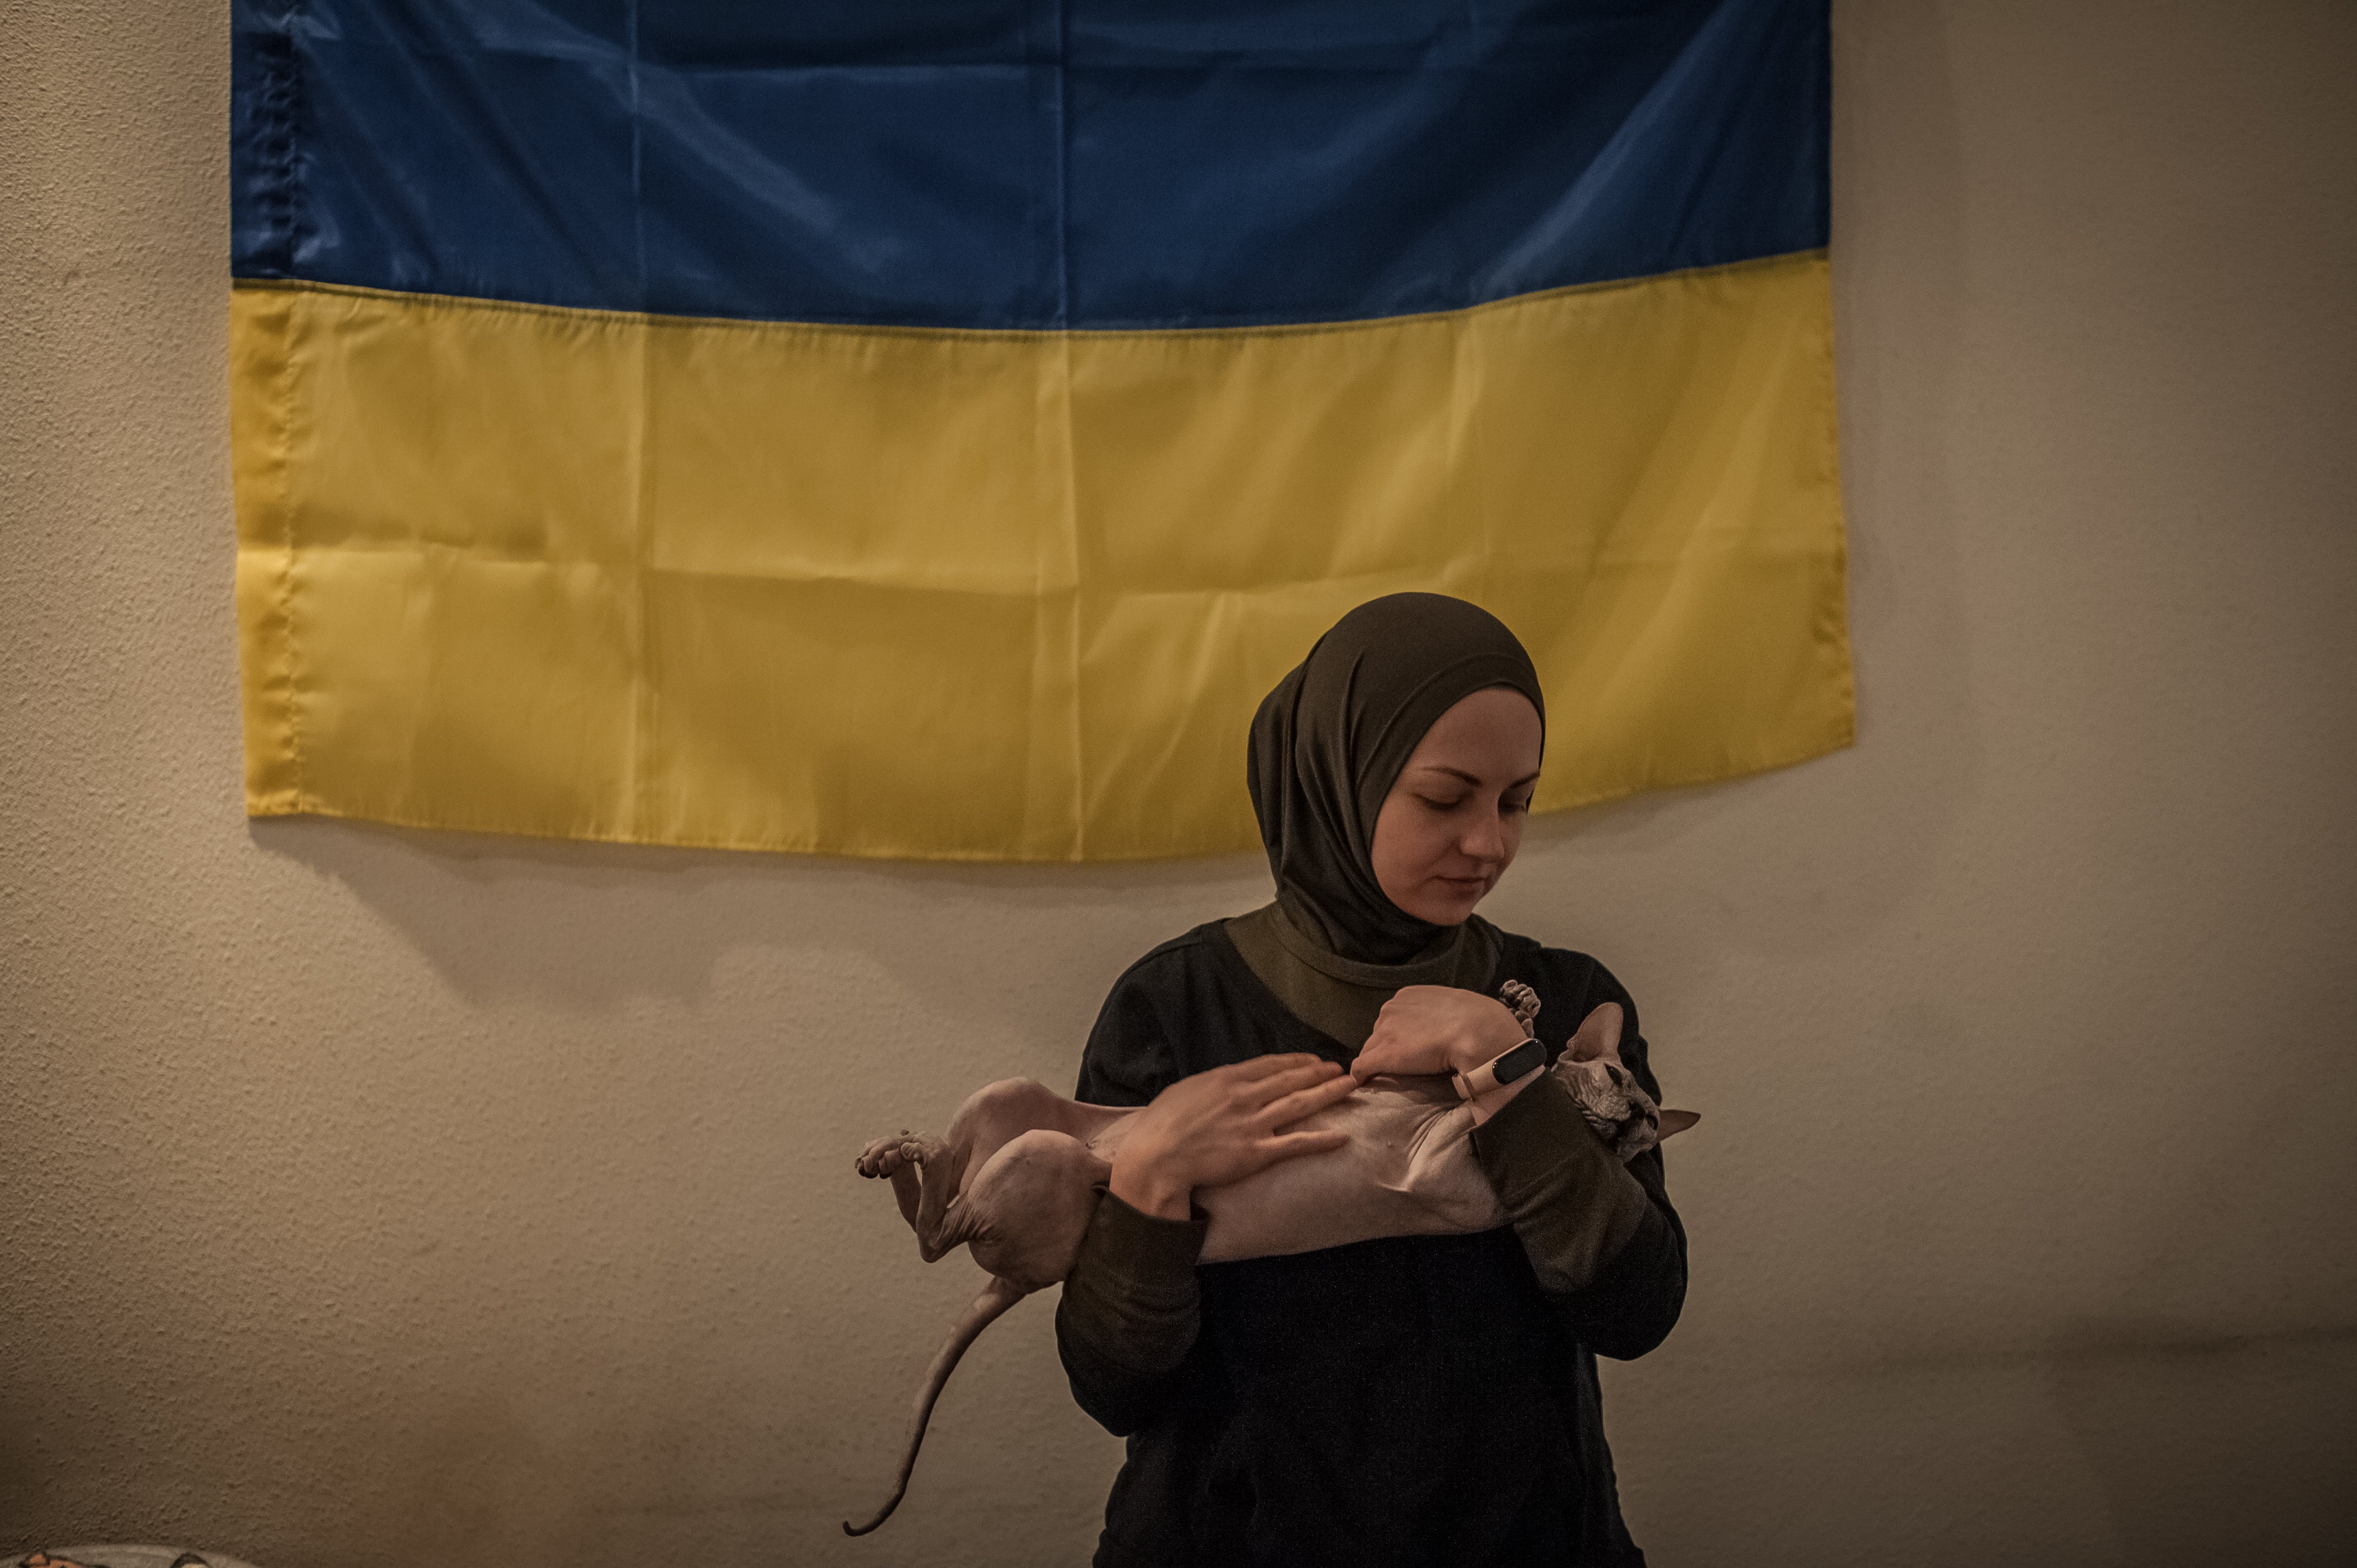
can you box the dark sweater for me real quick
[1057,921,1686,1568]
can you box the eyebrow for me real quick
[1415,765,1542,790]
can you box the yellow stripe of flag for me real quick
[234,250,1850,860]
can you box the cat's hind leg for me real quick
[856,1131,960,1255]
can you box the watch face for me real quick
[1495,1039,1545,1085]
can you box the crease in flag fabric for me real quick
[229,0,1853,862]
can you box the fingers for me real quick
[1242,1059,1345,1103]
[1256,1127,1349,1164]
[1255,1069,1360,1130]
[1223,1051,1331,1082]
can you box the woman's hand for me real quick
[1351,985,1529,1081]
[1110,1054,1359,1221]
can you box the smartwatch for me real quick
[1453,1037,1546,1101]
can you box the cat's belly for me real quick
[1194,1077,1505,1264]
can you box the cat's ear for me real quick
[1567,1002,1623,1063]
[1658,1109,1700,1139]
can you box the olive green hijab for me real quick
[1229,593,1545,1045]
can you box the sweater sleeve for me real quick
[1466,953,1689,1360]
[1055,1189,1210,1435]
[1057,953,1210,1434]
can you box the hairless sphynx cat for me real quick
[843,982,1697,1535]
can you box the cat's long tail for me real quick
[843,1273,1028,1536]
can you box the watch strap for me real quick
[1453,1037,1545,1101]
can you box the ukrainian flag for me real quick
[230,0,1850,861]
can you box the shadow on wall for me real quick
[248,812,1268,1029]
[2042,1319,2357,1561]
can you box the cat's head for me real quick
[1557,1002,1700,1157]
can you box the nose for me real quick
[1460,804,1507,865]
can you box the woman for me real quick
[1057,592,1686,1567]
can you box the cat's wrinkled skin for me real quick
[843,995,1696,1536]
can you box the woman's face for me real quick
[1370,686,1543,925]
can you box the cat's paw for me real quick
[856,1132,932,1178]
[1497,979,1542,1036]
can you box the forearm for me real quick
[1054,1186,1210,1436]
[1469,1074,1687,1359]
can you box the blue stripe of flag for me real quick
[231,0,1827,330]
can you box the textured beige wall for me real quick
[5,2,2353,1563]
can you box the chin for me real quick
[1410,883,1489,925]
